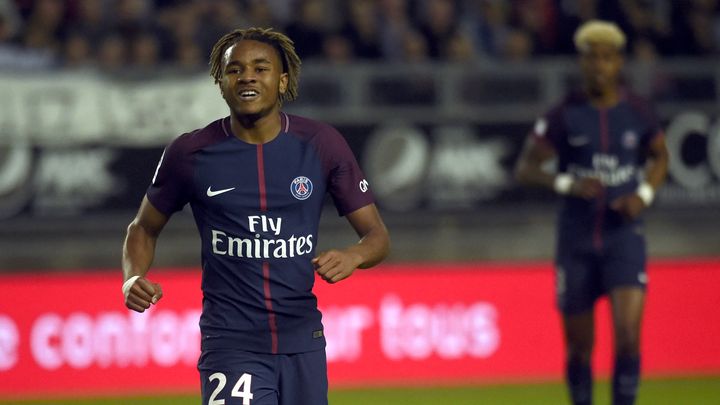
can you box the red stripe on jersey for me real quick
[593,189,605,251]
[256,144,267,211]
[257,145,276,352]
[262,261,278,354]
[594,108,609,251]
[599,108,609,153]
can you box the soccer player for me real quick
[514,21,668,405]
[121,27,390,405]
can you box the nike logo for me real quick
[568,136,589,146]
[206,186,235,197]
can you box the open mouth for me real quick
[239,90,259,101]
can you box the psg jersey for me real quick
[532,89,663,227]
[147,112,374,354]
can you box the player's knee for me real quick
[566,340,593,363]
[614,325,640,355]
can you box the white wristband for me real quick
[122,275,140,296]
[553,173,574,195]
[636,182,655,206]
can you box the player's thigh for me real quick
[556,251,601,315]
[199,350,278,405]
[278,349,328,405]
[602,229,647,291]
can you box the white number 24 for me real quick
[208,372,254,405]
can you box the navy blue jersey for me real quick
[531,89,663,249]
[147,112,374,354]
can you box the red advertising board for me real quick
[0,260,719,399]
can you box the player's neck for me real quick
[585,85,620,109]
[230,109,282,144]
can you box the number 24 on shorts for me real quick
[208,372,254,405]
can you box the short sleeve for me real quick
[146,135,193,216]
[530,105,566,150]
[324,129,375,216]
[628,94,664,156]
[641,102,664,145]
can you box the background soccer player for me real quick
[121,27,390,405]
[514,21,668,405]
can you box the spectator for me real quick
[71,0,108,40]
[97,33,126,72]
[174,37,204,72]
[400,29,429,62]
[512,0,559,55]
[323,32,355,64]
[0,0,20,42]
[130,29,161,69]
[20,0,65,55]
[377,0,414,60]
[285,0,333,60]
[467,0,511,57]
[115,0,154,38]
[341,0,383,59]
[245,0,281,29]
[2,0,720,68]
[416,0,461,59]
[446,31,477,61]
[671,0,718,55]
[615,0,672,55]
[501,28,534,62]
[62,30,93,68]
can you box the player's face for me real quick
[578,42,623,94]
[219,40,288,118]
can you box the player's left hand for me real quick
[312,249,362,284]
[610,193,646,220]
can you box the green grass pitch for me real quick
[4,376,719,405]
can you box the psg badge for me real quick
[622,130,638,149]
[290,176,313,200]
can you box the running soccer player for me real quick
[514,21,668,405]
[121,28,390,405]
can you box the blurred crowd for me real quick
[1,0,720,72]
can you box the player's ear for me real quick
[279,73,288,95]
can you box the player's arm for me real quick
[313,203,390,284]
[611,133,668,218]
[514,136,602,199]
[122,196,169,312]
[641,133,669,191]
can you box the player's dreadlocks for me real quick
[209,27,301,103]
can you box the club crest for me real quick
[622,130,638,149]
[290,176,313,200]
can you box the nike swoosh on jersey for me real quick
[568,136,589,146]
[206,186,236,197]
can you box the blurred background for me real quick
[1,0,719,403]
[1,0,719,268]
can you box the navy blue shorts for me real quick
[556,226,647,314]
[198,349,327,405]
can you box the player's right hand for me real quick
[571,177,603,199]
[124,277,163,313]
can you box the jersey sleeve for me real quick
[530,105,566,151]
[641,102,664,146]
[146,134,193,216]
[628,95,665,159]
[322,127,375,216]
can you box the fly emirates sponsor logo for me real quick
[211,215,314,259]
[568,153,636,187]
